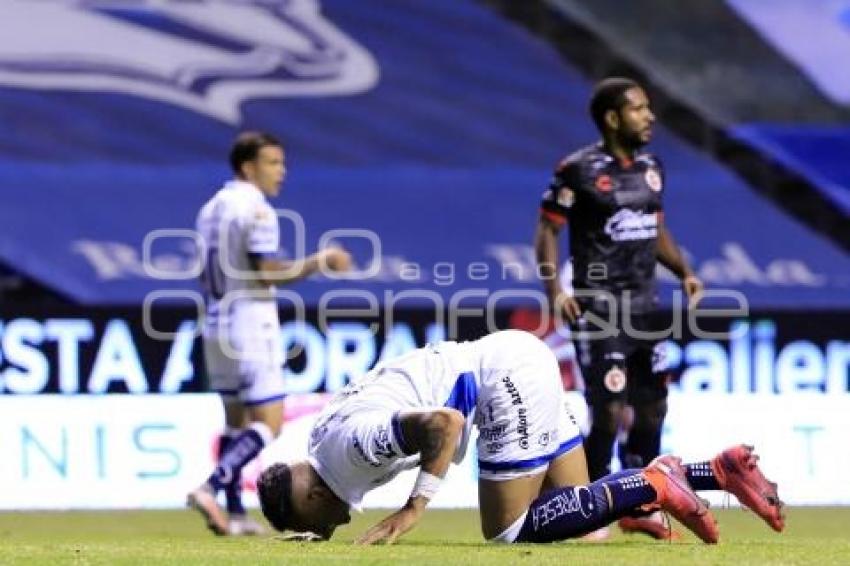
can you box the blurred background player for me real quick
[188,131,352,536]
[535,77,704,539]
[255,330,783,544]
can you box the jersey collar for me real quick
[223,179,266,199]
[596,141,643,168]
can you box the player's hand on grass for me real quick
[682,273,704,308]
[355,503,424,545]
[554,291,582,324]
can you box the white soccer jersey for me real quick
[196,180,285,404]
[308,331,583,508]
[196,180,279,328]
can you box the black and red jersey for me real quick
[540,142,665,313]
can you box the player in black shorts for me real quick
[534,77,703,539]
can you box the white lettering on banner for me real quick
[72,241,148,280]
[325,323,376,392]
[0,317,845,395]
[73,240,202,281]
[0,318,445,394]
[88,321,147,394]
[159,321,197,393]
[0,318,189,394]
[44,320,94,393]
[1,319,49,394]
[666,320,850,395]
[684,243,827,287]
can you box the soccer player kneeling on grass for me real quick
[257,330,784,544]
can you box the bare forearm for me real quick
[258,254,321,286]
[411,411,462,477]
[535,219,563,299]
[656,225,692,280]
[399,409,463,510]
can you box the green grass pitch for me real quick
[1,507,847,565]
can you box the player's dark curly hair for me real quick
[229,131,282,176]
[589,77,640,132]
[257,463,294,532]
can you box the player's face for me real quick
[247,145,286,197]
[617,87,655,147]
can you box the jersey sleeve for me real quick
[245,203,279,258]
[540,159,578,225]
[346,411,414,468]
[649,155,665,224]
[308,409,415,507]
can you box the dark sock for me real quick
[684,461,721,491]
[624,426,662,470]
[602,469,641,483]
[217,431,245,515]
[584,428,616,480]
[208,427,266,492]
[515,469,656,543]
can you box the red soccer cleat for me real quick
[643,455,719,544]
[618,512,682,541]
[712,444,785,532]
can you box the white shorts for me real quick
[474,331,583,481]
[202,302,285,406]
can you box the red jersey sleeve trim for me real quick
[540,208,567,226]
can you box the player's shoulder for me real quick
[554,143,611,174]
[222,181,274,218]
[196,192,219,217]
[635,150,663,171]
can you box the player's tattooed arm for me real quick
[399,408,464,493]
[411,409,462,464]
[356,409,464,545]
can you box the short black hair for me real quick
[257,463,293,532]
[589,77,641,132]
[228,131,282,176]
